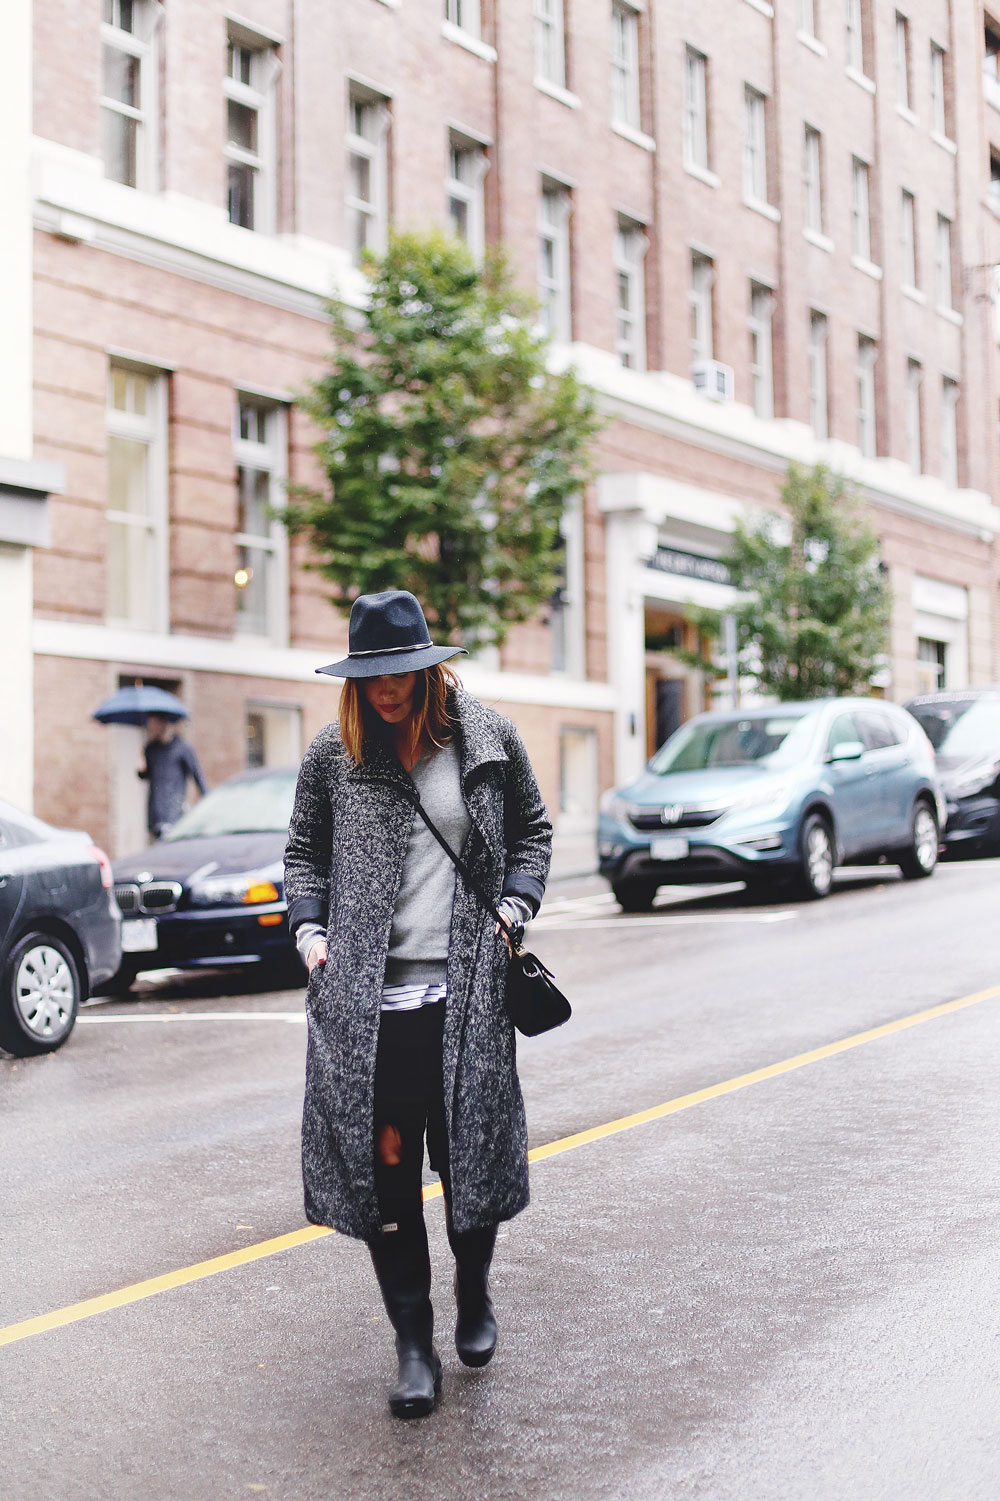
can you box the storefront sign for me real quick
[648,546,731,586]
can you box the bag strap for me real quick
[400,786,520,942]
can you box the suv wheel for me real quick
[797,813,835,900]
[0,932,82,1056]
[898,801,939,880]
[612,880,659,913]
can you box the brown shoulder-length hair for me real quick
[339,663,461,766]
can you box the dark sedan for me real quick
[0,800,121,1055]
[906,689,1000,855]
[105,766,301,992]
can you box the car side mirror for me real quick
[827,740,865,763]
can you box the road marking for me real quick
[531,911,797,931]
[4,979,999,1350]
[78,1011,306,1026]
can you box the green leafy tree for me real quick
[682,463,891,699]
[283,230,600,649]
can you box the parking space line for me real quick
[531,911,797,931]
[78,1011,307,1025]
[4,980,999,1351]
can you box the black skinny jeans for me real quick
[372,1001,451,1231]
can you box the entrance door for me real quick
[654,679,686,755]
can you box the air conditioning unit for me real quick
[692,360,735,402]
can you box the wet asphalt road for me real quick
[3,859,1000,1500]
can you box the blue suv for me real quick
[598,698,944,908]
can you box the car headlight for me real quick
[945,759,1000,801]
[721,779,793,816]
[189,867,283,906]
[599,789,638,822]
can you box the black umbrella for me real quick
[92,686,190,727]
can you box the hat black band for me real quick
[348,640,434,658]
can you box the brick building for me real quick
[27,0,1000,854]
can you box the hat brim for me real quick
[316,644,468,679]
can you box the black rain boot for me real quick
[446,1209,498,1368]
[367,1216,442,1419]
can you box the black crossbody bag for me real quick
[401,787,571,1038]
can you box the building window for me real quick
[985,22,1000,111]
[940,378,959,486]
[799,0,818,39]
[905,359,922,470]
[808,311,828,439]
[748,283,774,419]
[538,182,572,341]
[611,2,641,130]
[447,135,488,261]
[935,214,953,309]
[101,0,159,189]
[930,43,948,135]
[234,399,288,644]
[558,725,598,826]
[900,190,917,288]
[550,503,585,676]
[991,153,1000,213]
[690,252,714,367]
[803,126,823,233]
[615,217,647,370]
[535,0,565,87]
[347,87,390,267]
[916,637,947,694]
[683,48,709,172]
[846,0,866,74]
[445,0,480,38]
[246,702,302,769]
[895,13,911,110]
[851,157,871,261]
[106,364,166,630]
[225,32,278,233]
[743,88,768,204]
[856,335,877,457]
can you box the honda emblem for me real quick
[660,804,683,825]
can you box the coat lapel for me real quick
[451,689,508,862]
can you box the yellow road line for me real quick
[3,981,999,1351]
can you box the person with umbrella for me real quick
[92,685,208,840]
[139,713,207,839]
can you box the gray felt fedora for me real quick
[316,590,468,679]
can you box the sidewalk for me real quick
[549,827,598,883]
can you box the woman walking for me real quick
[284,590,552,1419]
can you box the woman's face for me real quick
[362,672,417,725]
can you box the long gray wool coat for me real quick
[283,687,552,1239]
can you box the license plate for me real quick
[121,918,158,952]
[650,836,690,861]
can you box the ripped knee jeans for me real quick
[372,1000,450,1231]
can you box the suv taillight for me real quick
[89,845,113,890]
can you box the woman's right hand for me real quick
[306,940,327,974]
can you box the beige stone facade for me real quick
[28,0,1000,852]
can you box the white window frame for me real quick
[614,217,648,371]
[611,2,641,131]
[534,0,566,88]
[683,47,709,172]
[225,30,279,234]
[930,42,947,136]
[748,283,774,419]
[851,157,871,260]
[803,125,822,233]
[895,12,911,110]
[991,153,1000,214]
[905,359,923,470]
[856,335,877,458]
[100,0,161,191]
[551,500,586,677]
[940,378,959,487]
[445,0,481,39]
[447,134,489,262]
[743,87,768,205]
[846,0,865,74]
[690,252,714,367]
[538,182,572,342]
[233,397,289,647]
[346,86,391,267]
[808,311,828,439]
[985,23,1000,111]
[106,362,168,633]
[245,700,302,769]
[799,0,818,38]
[935,213,953,309]
[900,189,917,288]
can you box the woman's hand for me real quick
[494,896,531,957]
[306,940,327,974]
